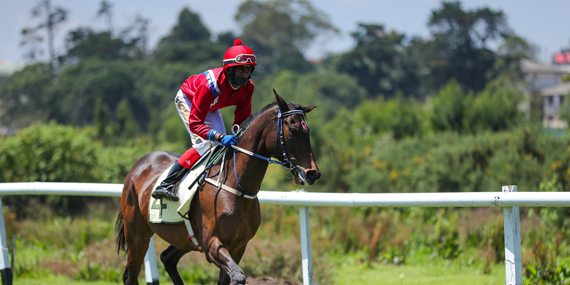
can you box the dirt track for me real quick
[246,277,301,285]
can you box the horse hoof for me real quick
[231,271,246,285]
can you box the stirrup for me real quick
[152,185,179,202]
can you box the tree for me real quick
[158,7,211,46]
[62,28,140,62]
[430,80,470,133]
[427,1,510,92]
[112,98,139,140]
[20,28,44,63]
[51,59,140,127]
[96,0,113,34]
[330,23,420,98]
[463,77,523,133]
[120,14,151,56]
[253,70,366,120]
[152,41,225,65]
[354,96,423,140]
[154,7,222,64]
[401,36,450,97]
[492,35,536,79]
[235,0,339,73]
[21,0,68,68]
[0,63,54,128]
[217,31,239,47]
[93,97,109,138]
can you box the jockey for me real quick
[151,39,257,202]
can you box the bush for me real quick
[0,122,97,183]
[464,77,523,133]
[0,122,163,217]
[313,124,567,194]
[0,122,99,216]
[430,80,469,133]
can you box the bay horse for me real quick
[116,90,321,285]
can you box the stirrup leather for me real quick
[203,178,257,199]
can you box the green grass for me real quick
[3,204,568,284]
[334,262,505,285]
[11,276,121,285]
[7,263,506,285]
[6,263,508,285]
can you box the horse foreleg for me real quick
[205,237,246,285]
[160,245,190,285]
[217,246,247,285]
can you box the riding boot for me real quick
[151,161,189,202]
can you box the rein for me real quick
[203,108,307,198]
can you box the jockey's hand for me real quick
[220,135,237,147]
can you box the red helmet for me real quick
[222,39,257,73]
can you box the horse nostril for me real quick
[306,170,321,181]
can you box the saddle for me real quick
[148,147,221,224]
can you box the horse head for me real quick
[272,90,321,186]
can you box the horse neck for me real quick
[229,115,275,195]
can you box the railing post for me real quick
[503,185,523,285]
[144,237,159,285]
[0,198,12,285]
[299,206,313,285]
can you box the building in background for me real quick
[522,57,570,128]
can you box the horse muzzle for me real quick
[294,167,321,186]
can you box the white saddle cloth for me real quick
[147,157,209,224]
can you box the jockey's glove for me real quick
[219,134,237,147]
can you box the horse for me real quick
[115,90,321,285]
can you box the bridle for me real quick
[232,108,308,185]
[201,107,309,199]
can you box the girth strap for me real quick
[183,218,204,252]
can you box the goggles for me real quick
[223,54,257,65]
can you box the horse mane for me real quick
[237,101,305,138]
[237,102,277,137]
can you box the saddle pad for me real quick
[148,156,209,224]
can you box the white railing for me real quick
[1,183,569,285]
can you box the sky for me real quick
[1,0,570,67]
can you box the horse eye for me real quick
[290,127,299,134]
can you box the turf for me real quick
[333,262,505,285]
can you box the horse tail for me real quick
[115,209,128,255]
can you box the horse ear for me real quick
[273,89,290,112]
[303,106,317,113]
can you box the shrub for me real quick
[0,122,99,217]
[0,122,161,217]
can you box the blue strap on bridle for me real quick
[233,146,290,167]
[233,148,256,197]
[230,108,306,195]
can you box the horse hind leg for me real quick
[122,268,129,284]
[122,201,154,284]
[116,210,130,284]
[160,245,190,285]
[122,230,152,285]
